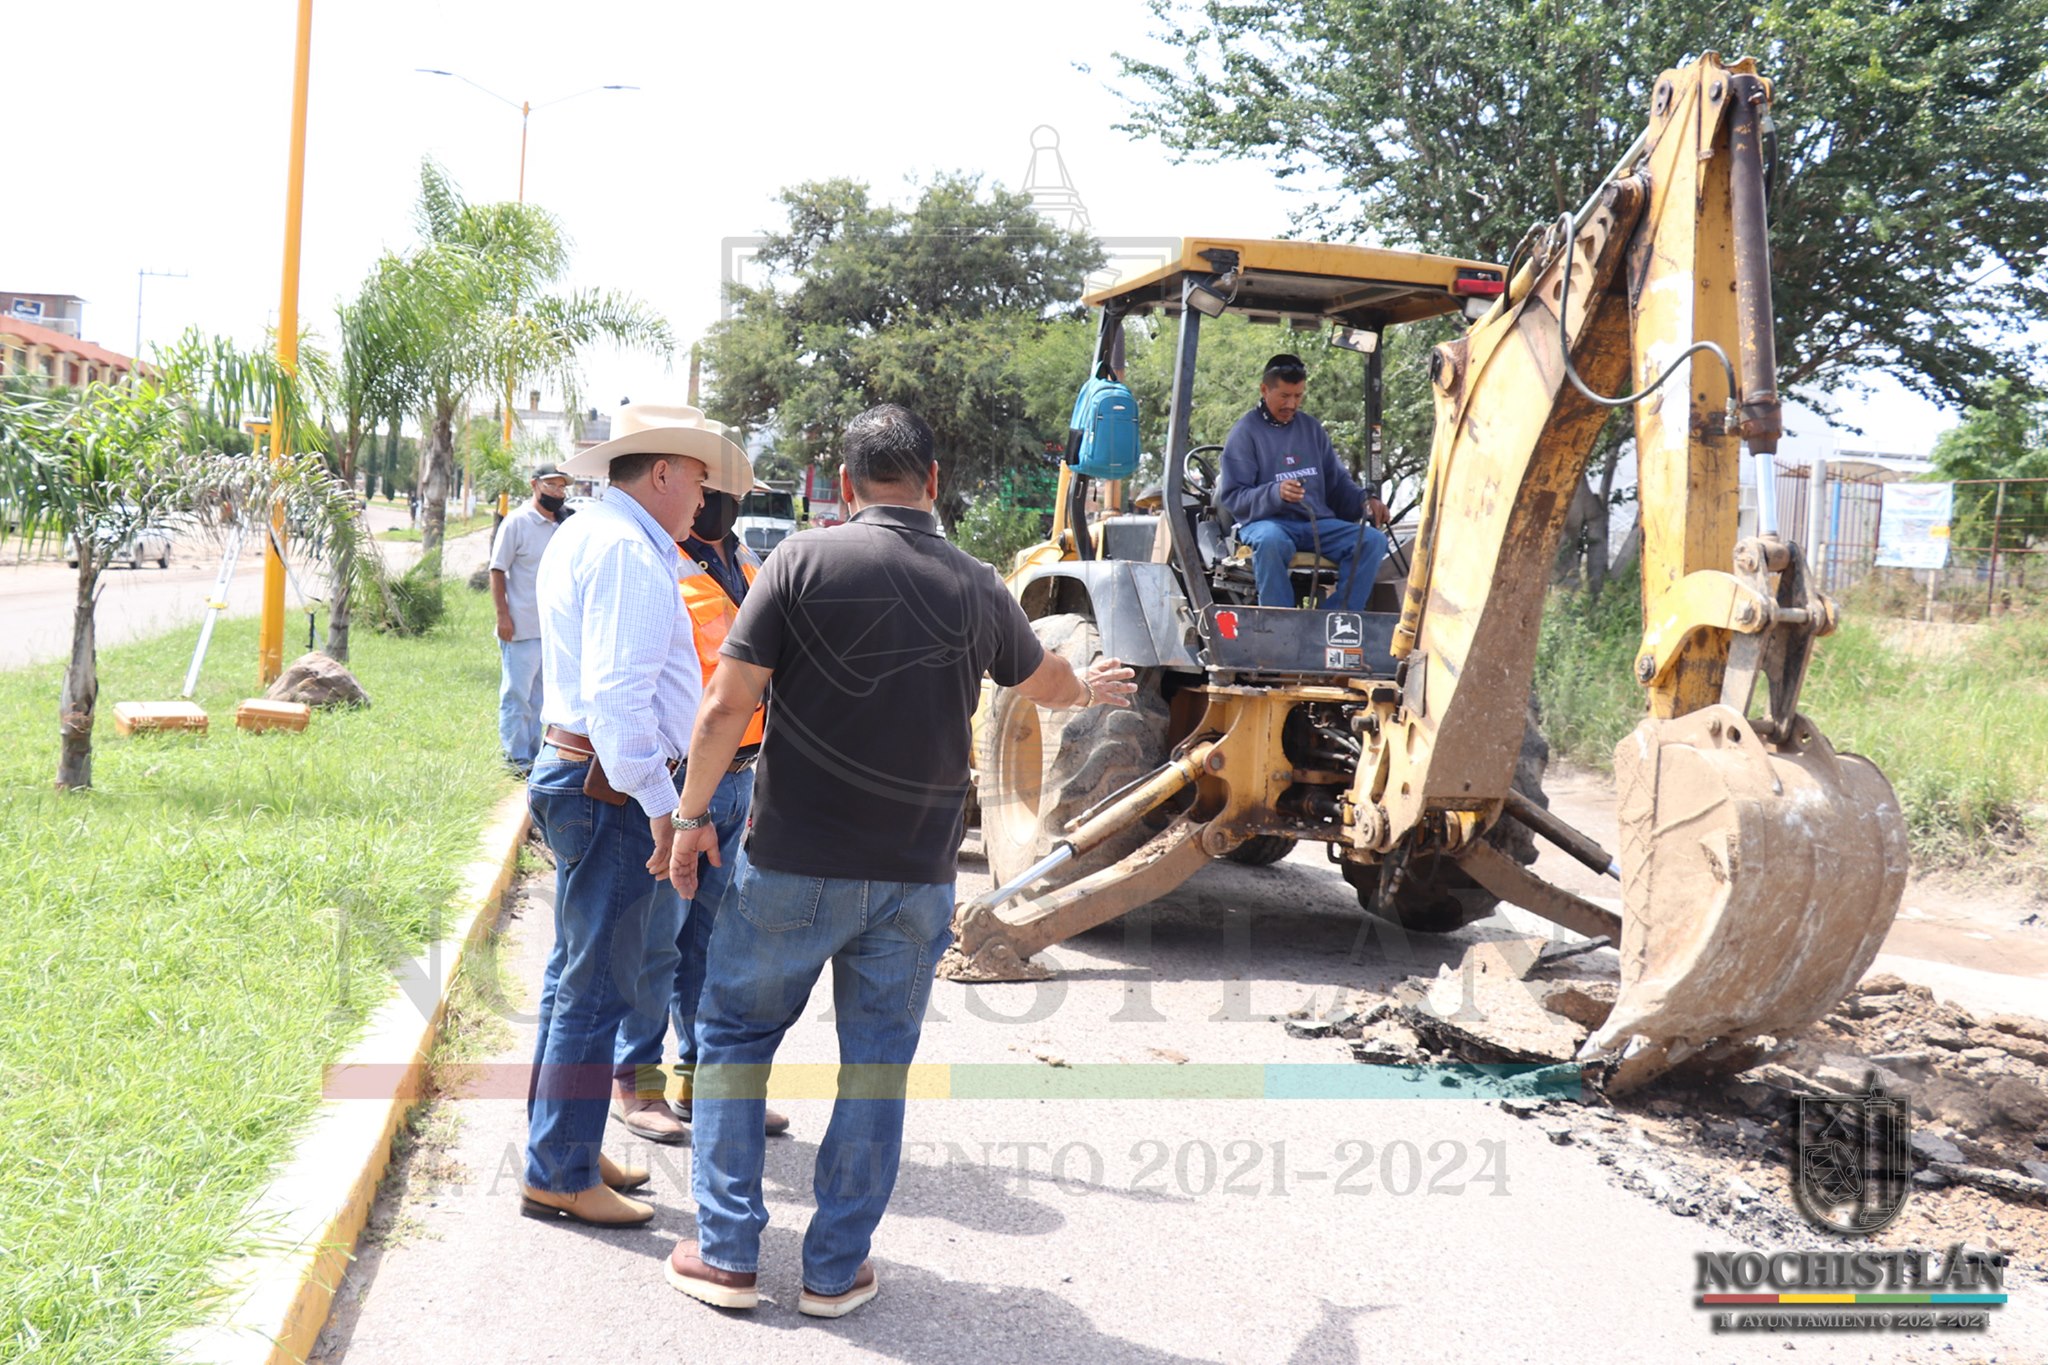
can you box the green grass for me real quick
[375,511,496,543]
[0,590,512,1363]
[1532,587,2048,872]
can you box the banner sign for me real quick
[1874,482,1953,569]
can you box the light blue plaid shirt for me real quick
[535,487,700,819]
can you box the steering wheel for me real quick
[1184,445,1223,507]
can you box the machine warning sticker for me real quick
[1326,647,1363,670]
[1325,613,1363,647]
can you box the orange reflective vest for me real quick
[679,547,765,748]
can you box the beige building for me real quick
[0,314,142,387]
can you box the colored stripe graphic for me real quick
[325,1060,1591,1101]
[1698,1294,2006,1306]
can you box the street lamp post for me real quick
[261,0,315,686]
[414,70,637,516]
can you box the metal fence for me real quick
[1774,465,2048,621]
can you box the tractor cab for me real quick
[1034,237,1503,682]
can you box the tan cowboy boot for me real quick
[518,1181,654,1227]
[600,1152,650,1192]
[612,1078,688,1144]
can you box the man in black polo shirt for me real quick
[658,403,1134,1318]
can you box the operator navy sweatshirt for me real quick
[1217,403,1368,526]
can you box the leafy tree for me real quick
[703,175,1103,524]
[391,160,672,566]
[1930,378,2048,559]
[1117,0,2045,405]
[0,378,362,790]
[1116,0,2048,590]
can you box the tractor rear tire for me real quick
[1343,703,1551,934]
[980,613,1172,890]
[1225,835,1297,867]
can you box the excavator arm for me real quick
[1375,53,1909,1062]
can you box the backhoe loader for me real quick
[944,52,1910,1075]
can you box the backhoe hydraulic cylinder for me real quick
[1503,788,1622,880]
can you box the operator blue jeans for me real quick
[691,853,954,1294]
[523,751,683,1193]
[497,637,544,769]
[1238,517,1389,611]
[613,765,754,1089]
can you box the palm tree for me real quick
[0,374,363,790]
[392,160,672,565]
[325,259,429,660]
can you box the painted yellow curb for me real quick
[171,787,531,1365]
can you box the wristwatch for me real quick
[671,809,711,832]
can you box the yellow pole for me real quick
[498,99,530,522]
[262,0,313,685]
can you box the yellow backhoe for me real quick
[945,52,1910,1077]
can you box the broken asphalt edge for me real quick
[169,787,531,1365]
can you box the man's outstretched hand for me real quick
[1084,657,1138,708]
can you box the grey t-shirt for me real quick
[720,504,1046,884]
[489,503,560,641]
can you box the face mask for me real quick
[537,492,567,516]
[693,490,739,542]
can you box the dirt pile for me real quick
[1330,941,2048,1264]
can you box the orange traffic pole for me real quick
[262,0,313,684]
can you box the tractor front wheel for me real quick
[979,614,1173,891]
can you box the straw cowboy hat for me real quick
[562,402,753,494]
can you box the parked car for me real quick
[67,505,173,569]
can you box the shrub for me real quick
[356,550,447,636]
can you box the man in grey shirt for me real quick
[660,404,1135,1317]
[490,463,569,775]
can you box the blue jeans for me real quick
[691,854,954,1294]
[613,766,754,1085]
[1238,517,1389,611]
[523,752,683,1192]
[498,637,544,768]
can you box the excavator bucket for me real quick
[1590,704,1910,1056]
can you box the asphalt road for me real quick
[311,776,2048,1365]
[0,504,492,672]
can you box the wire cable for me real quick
[1553,213,1739,410]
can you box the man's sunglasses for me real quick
[1264,364,1308,383]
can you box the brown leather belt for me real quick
[542,726,755,775]
[542,725,598,761]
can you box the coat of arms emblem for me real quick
[1793,1075,1912,1235]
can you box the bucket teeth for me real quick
[1593,705,1908,1056]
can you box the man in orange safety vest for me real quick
[610,482,790,1142]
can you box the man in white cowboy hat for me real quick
[518,401,752,1228]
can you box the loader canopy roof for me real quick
[1083,237,1503,330]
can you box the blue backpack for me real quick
[1066,367,1140,480]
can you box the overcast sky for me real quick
[8,0,1956,453]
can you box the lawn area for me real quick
[1533,586,2048,872]
[376,510,497,543]
[0,588,513,1363]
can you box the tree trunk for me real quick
[57,545,100,790]
[325,545,353,662]
[1555,481,1598,590]
[1584,449,1621,603]
[420,399,453,569]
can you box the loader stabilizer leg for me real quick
[941,820,1211,981]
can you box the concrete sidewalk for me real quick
[309,837,2040,1364]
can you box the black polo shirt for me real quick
[720,504,1044,884]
